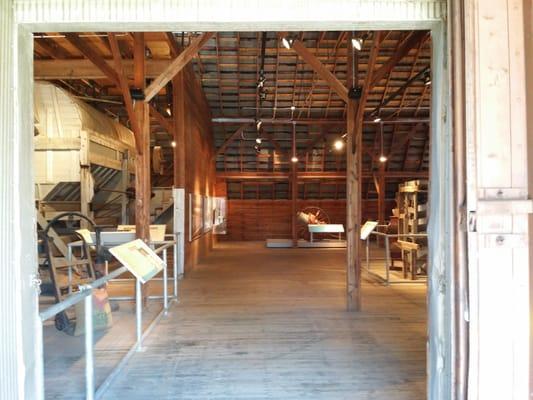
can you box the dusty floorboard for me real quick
[102,241,427,400]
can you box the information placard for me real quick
[109,239,165,283]
[360,221,378,240]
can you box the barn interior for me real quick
[34,30,431,399]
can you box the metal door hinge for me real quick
[468,211,477,233]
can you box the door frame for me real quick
[4,1,455,398]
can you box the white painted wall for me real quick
[0,1,41,398]
[464,0,531,399]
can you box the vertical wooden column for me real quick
[173,72,186,188]
[377,163,386,225]
[133,32,150,242]
[345,32,362,311]
[120,150,129,224]
[291,122,298,247]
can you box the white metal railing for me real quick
[39,239,178,400]
[363,231,428,285]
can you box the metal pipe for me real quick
[163,248,168,310]
[385,235,391,285]
[84,289,94,400]
[135,279,142,350]
[40,266,128,321]
[366,238,370,271]
[173,237,178,298]
[67,245,73,295]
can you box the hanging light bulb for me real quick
[334,139,344,151]
[290,105,296,111]
[291,156,299,163]
[373,117,382,123]
[282,37,293,49]
[378,121,386,163]
[171,141,176,148]
[351,37,363,51]
[166,107,172,116]
[256,137,262,144]
[424,71,432,86]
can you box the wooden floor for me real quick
[102,241,427,400]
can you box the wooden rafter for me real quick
[144,32,213,102]
[369,31,428,89]
[64,33,120,85]
[108,32,142,153]
[287,34,349,103]
[216,125,248,156]
[149,104,173,134]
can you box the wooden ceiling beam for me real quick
[165,32,180,58]
[149,104,174,134]
[108,32,142,153]
[369,30,428,89]
[216,171,428,180]
[64,33,120,85]
[211,117,429,125]
[285,34,349,103]
[144,32,213,102]
[216,124,248,156]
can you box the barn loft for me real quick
[1,1,531,400]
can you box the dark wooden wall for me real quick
[222,199,395,241]
[182,67,216,273]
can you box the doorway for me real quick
[4,3,453,399]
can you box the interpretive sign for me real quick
[109,239,165,283]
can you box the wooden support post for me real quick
[121,150,129,224]
[291,122,298,247]
[132,33,151,242]
[346,31,382,311]
[79,128,93,227]
[346,32,359,311]
[377,163,386,225]
[173,72,186,188]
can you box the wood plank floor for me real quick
[102,241,427,400]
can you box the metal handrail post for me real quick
[173,237,178,298]
[385,235,391,285]
[135,278,143,351]
[67,245,73,295]
[162,248,168,310]
[366,238,370,271]
[83,287,94,400]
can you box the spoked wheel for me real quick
[296,207,330,241]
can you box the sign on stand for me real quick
[109,239,165,283]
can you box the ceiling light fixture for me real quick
[166,107,172,116]
[291,156,299,163]
[282,37,293,49]
[424,71,432,86]
[334,139,344,151]
[378,122,387,163]
[373,117,382,123]
[351,37,363,51]
[171,141,176,148]
[256,137,262,144]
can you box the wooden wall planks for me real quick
[223,199,394,241]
